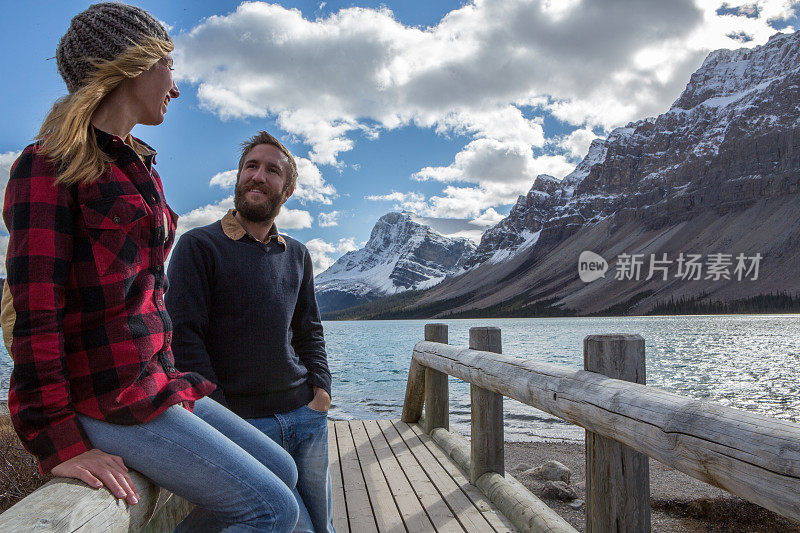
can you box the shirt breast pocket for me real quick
[82,195,148,276]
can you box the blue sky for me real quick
[1,0,798,273]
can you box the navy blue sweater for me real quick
[166,216,331,417]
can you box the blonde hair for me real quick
[37,36,174,187]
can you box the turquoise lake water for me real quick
[2,315,798,441]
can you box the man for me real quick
[166,131,334,532]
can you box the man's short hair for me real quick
[237,131,298,193]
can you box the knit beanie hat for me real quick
[57,2,171,93]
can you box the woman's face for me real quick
[123,55,180,126]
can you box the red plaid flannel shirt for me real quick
[3,129,215,472]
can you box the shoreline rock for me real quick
[505,440,800,532]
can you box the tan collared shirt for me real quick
[221,209,287,249]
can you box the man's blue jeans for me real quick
[247,404,335,533]
[77,396,299,532]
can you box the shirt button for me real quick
[113,216,120,224]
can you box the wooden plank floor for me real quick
[328,420,517,532]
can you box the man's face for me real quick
[234,144,293,223]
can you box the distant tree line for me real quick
[323,288,800,320]
[320,288,451,320]
[590,290,653,317]
[647,291,800,315]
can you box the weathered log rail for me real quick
[0,471,191,532]
[402,323,800,532]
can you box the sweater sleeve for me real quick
[3,146,93,473]
[291,247,332,397]
[166,233,227,406]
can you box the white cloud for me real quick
[0,235,8,277]
[365,142,576,218]
[444,229,484,243]
[0,151,14,274]
[365,191,428,213]
[0,152,20,225]
[559,128,598,160]
[210,169,237,188]
[365,191,425,203]
[318,211,340,227]
[408,214,488,243]
[293,157,336,204]
[174,0,784,151]
[174,0,797,218]
[276,207,313,230]
[471,208,505,227]
[689,0,798,52]
[424,185,501,219]
[435,106,545,147]
[414,139,534,185]
[277,111,356,166]
[175,196,235,241]
[408,139,574,217]
[368,185,495,220]
[306,237,358,273]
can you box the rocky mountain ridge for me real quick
[466,31,800,273]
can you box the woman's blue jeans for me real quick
[77,396,300,532]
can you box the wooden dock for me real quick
[3,324,799,532]
[329,419,517,533]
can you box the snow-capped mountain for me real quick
[470,32,800,271]
[315,212,475,313]
[348,31,800,318]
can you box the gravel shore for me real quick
[505,440,800,532]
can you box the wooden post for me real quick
[423,324,449,434]
[401,358,425,423]
[584,334,651,533]
[469,327,504,484]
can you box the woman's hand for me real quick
[51,449,140,505]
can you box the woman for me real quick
[2,3,298,531]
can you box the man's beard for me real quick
[234,182,284,223]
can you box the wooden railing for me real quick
[402,323,800,532]
[0,471,191,531]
